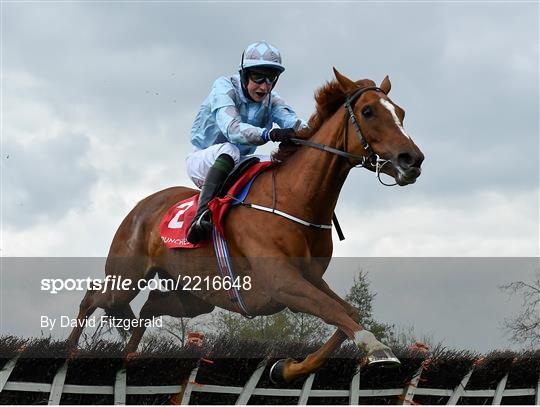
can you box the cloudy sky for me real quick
[1,2,538,352]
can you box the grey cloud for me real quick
[2,2,538,234]
[3,132,96,229]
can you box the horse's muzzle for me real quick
[396,167,422,185]
[393,152,424,186]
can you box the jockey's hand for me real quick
[269,128,296,143]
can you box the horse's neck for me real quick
[276,109,351,223]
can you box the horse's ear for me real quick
[380,75,391,94]
[333,67,357,94]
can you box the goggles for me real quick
[248,70,280,85]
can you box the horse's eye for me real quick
[362,106,373,118]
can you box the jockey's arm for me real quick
[215,105,267,146]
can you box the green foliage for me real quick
[345,270,395,342]
[214,309,332,343]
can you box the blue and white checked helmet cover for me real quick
[240,41,285,73]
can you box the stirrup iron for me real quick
[193,208,210,227]
[367,348,401,366]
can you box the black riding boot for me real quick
[187,154,235,244]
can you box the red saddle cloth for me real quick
[160,161,273,249]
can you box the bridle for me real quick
[290,85,398,186]
[231,85,404,233]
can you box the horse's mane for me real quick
[271,78,376,164]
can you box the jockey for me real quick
[186,41,306,244]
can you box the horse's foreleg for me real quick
[271,330,349,382]
[314,280,398,366]
[272,275,360,338]
[275,280,359,381]
[269,278,354,381]
[271,275,398,382]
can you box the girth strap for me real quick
[240,202,332,230]
[332,213,345,241]
[226,167,333,231]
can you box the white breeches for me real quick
[186,142,270,188]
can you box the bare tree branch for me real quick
[500,269,540,348]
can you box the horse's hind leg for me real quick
[67,289,137,352]
[68,277,143,353]
[124,290,177,356]
[67,289,99,353]
[124,288,215,356]
[103,303,137,342]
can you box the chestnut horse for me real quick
[68,69,424,382]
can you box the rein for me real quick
[233,85,399,234]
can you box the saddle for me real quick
[160,158,273,249]
[218,157,261,198]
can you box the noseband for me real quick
[290,85,398,186]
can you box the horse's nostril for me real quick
[397,153,414,168]
[397,152,424,169]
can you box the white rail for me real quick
[0,356,538,405]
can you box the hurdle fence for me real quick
[1,356,539,405]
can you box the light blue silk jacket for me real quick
[191,74,305,156]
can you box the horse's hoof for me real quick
[269,359,288,384]
[125,352,139,362]
[367,348,401,367]
[67,349,80,362]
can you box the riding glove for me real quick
[268,128,297,143]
